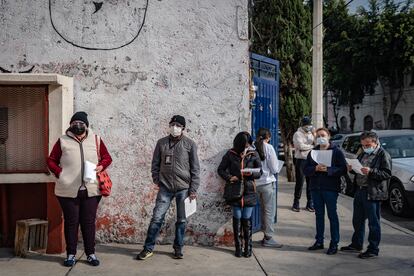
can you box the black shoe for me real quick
[173,248,184,259]
[306,202,315,212]
[86,254,100,266]
[137,249,153,260]
[292,202,300,212]
[326,246,338,255]
[63,254,76,267]
[308,242,324,251]
[340,244,362,253]
[232,217,242,257]
[358,251,378,259]
[241,218,253,258]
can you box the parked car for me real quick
[340,130,414,217]
[330,133,346,148]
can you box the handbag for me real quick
[223,180,244,202]
[95,135,112,197]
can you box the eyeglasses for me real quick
[170,123,183,128]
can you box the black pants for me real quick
[294,159,312,203]
[57,190,101,255]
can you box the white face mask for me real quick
[170,126,183,137]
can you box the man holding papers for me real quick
[304,128,347,255]
[137,115,200,260]
[341,131,392,259]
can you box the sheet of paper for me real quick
[184,197,197,218]
[240,168,261,173]
[277,160,284,173]
[310,150,333,167]
[346,158,364,175]
[83,161,97,183]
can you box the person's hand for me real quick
[95,165,103,173]
[189,192,197,201]
[229,176,238,182]
[316,164,327,172]
[347,165,353,172]
[361,167,371,175]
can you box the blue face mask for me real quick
[316,137,329,146]
[363,147,375,154]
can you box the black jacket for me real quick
[353,147,392,201]
[303,144,347,192]
[217,149,262,207]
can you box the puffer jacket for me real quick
[353,147,392,201]
[151,135,200,194]
[217,148,262,207]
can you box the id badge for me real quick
[165,154,173,165]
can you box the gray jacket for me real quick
[151,135,200,193]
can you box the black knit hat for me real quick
[301,116,312,126]
[169,115,186,127]
[70,111,89,127]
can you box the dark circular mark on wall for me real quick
[49,0,149,51]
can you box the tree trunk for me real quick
[386,86,404,129]
[283,140,295,182]
[349,103,355,132]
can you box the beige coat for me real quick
[293,127,314,160]
[55,130,100,198]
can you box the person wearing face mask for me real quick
[340,131,392,259]
[292,116,315,212]
[47,111,112,267]
[303,128,347,255]
[218,132,262,258]
[137,115,200,260]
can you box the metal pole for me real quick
[312,0,323,128]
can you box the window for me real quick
[343,135,361,155]
[340,116,348,132]
[0,85,48,173]
[364,115,373,131]
[390,114,403,130]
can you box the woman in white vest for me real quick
[47,112,112,267]
[255,128,283,248]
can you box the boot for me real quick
[241,218,253,258]
[232,217,242,257]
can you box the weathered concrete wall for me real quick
[0,0,250,245]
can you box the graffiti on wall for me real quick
[49,0,149,50]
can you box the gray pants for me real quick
[257,182,276,238]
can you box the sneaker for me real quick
[340,244,363,253]
[326,245,338,255]
[308,242,324,251]
[63,254,76,267]
[306,202,315,212]
[86,254,100,266]
[173,248,183,259]
[137,249,153,260]
[358,251,378,259]
[262,237,283,248]
[291,202,300,212]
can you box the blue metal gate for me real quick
[250,53,280,232]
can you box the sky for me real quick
[348,0,408,13]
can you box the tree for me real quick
[250,0,312,181]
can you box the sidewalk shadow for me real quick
[192,245,235,256]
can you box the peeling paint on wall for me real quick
[0,0,250,245]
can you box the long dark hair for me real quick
[233,131,252,154]
[256,128,271,161]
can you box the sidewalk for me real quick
[1,180,414,276]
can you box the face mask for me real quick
[363,147,375,154]
[303,126,312,132]
[316,137,329,146]
[170,126,183,137]
[70,125,86,135]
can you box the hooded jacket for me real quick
[293,127,315,160]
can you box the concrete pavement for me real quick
[1,180,414,276]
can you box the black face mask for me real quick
[70,125,86,135]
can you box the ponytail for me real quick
[256,128,271,161]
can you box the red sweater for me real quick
[47,138,112,178]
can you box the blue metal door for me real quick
[250,53,280,232]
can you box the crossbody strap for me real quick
[95,135,101,162]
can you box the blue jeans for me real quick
[311,190,339,246]
[144,185,188,251]
[351,188,381,254]
[232,206,254,219]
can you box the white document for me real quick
[184,197,197,218]
[83,161,97,183]
[240,168,261,173]
[310,150,333,167]
[277,160,284,173]
[346,158,364,175]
